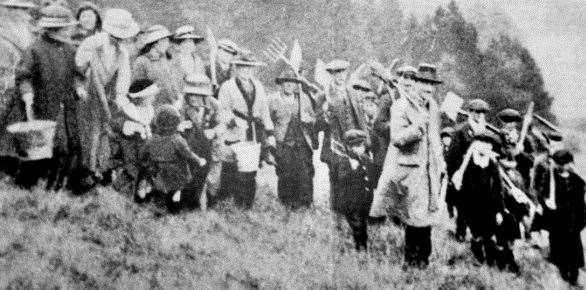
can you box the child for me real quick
[142,104,207,212]
[111,79,158,199]
[452,131,504,266]
[334,129,376,251]
[179,73,224,209]
[543,149,585,286]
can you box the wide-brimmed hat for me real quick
[0,0,36,9]
[413,63,443,84]
[37,5,77,28]
[325,59,350,72]
[183,73,213,96]
[173,25,204,42]
[344,129,367,146]
[102,8,139,39]
[275,70,302,85]
[142,25,172,46]
[231,54,266,67]
[217,38,240,55]
[467,98,490,113]
[497,108,522,123]
[128,79,160,99]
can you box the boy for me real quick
[333,129,376,251]
[111,79,158,199]
[543,149,585,286]
[142,104,207,212]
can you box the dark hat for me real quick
[37,5,77,28]
[344,129,367,146]
[545,131,563,142]
[413,63,442,84]
[128,79,160,98]
[497,108,522,123]
[275,70,303,85]
[440,127,455,138]
[467,98,490,113]
[396,65,417,79]
[552,149,573,165]
[154,104,181,134]
[325,59,350,72]
[474,130,501,147]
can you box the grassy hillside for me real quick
[0,164,577,289]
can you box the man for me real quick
[269,70,320,209]
[16,5,83,190]
[445,98,490,242]
[385,63,444,268]
[497,108,534,189]
[217,54,274,209]
[543,149,585,286]
[0,0,37,177]
[205,39,242,97]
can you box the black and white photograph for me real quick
[0,0,585,288]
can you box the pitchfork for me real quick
[263,37,301,77]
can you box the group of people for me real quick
[0,0,584,286]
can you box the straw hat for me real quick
[275,70,302,85]
[0,0,36,9]
[217,38,240,55]
[325,59,350,72]
[467,99,490,113]
[142,25,172,46]
[183,73,213,96]
[37,5,77,28]
[173,25,204,42]
[102,8,139,39]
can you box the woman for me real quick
[172,25,205,77]
[75,8,139,186]
[0,0,37,177]
[132,25,183,109]
[71,1,101,44]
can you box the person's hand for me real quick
[197,157,207,167]
[76,87,88,101]
[22,92,34,106]
[204,129,215,140]
[496,212,503,225]
[349,158,359,170]
[267,135,276,148]
[177,120,193,132]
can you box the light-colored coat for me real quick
[377,95,444,227]
[218,77,274,143]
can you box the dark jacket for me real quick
[332,152,376,215]
[142,133,202,193]
[372,87,397,167]
[446,122,475,177]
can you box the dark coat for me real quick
[547,171,586,270]
[446,122,475,177]
[142,133,202,193]
[332,152,376,215]
[372,88,397,168]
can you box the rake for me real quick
[263,37,301,77]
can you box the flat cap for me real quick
[497,108,522,123]
[440,127,455,137]
[183,73,213,96]
[467,98,490,113]
[545,131,563,142]
[474,130,501,147]
[552,149,573,165]
[128,79,160,99]
[344,129,367,146]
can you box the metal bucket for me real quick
[231,141,261,173]
[7,120,57,160]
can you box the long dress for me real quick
[75,32,132,176]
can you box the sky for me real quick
[398,0,586,122]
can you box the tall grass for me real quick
[0,167,572,289]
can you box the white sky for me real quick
[398,0,586,122]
